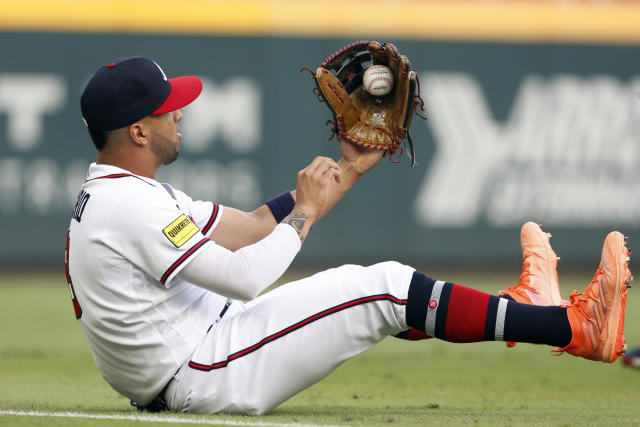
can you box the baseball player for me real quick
[66,56,631,415]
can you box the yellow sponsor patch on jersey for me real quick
[163,214,199,248]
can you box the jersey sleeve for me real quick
[103,188,212,287]
[172,188,223,237]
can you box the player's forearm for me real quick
[280,158,359,225]
[209,205,278,251]
[262,157,360,231]
[314,158,361,222]
[179,223,301,300]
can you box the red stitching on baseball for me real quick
[366,76,392,94]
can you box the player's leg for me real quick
[395,221,566,343]
[166,261,416,415]
[393,228,630,357]
[404,231,630,356]
[165,232,630,415]
[403,270,571,346]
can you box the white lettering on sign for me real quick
[180,77,261,154]
[414,72,640,227]
[0,158,86,215]
[0,72,264,217]
[0,158,22,214]
[0,74,66,151]
[0,158,263,215]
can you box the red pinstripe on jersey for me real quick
[84,173,154,186]
[65,230,83,319]
[160,237,210,285]
[188,294,408,372]
[201,204,220,236]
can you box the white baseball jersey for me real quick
[65,163,228,405]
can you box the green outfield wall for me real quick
[1,32,639,267]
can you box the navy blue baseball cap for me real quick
[81,56,203,131]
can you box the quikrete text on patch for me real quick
[163,214,199,247]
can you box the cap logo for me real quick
[153,60,168,81]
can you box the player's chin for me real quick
[163,149,180,166]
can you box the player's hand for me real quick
[338,136,384,176]
[293,156,341,222]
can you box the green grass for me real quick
[1,270,639,426]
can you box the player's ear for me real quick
[128,121,149,147]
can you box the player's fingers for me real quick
[318,156,339,170]
[297,165,309,178]
[308,156,339,175]
[333,166,343,184]
[320,163,341,181]
[298,158,338,188]
[324,162,341,179]
[305,156,326,173]
[315,166,340,188]
[333,168,342,185]
[307,160,339,187]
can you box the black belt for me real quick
[131,301,232,412]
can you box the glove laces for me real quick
[413,72,428,120]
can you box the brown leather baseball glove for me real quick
[304,41,426,166]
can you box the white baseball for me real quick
[363,65,393,96]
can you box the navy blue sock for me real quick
[503,303,571,347]
[494,291,571,346]
[405,272,572,347]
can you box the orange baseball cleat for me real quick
[500,222,566,307]
[499,222,568,347]
[553,231,632,363]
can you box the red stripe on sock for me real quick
[444,284,491,342]
[405,328,433,341]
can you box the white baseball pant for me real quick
[164,261,415,414]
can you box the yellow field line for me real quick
[1,0,640,44]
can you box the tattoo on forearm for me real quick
[283,211,308,242]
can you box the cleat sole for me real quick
[600,232,629,362]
